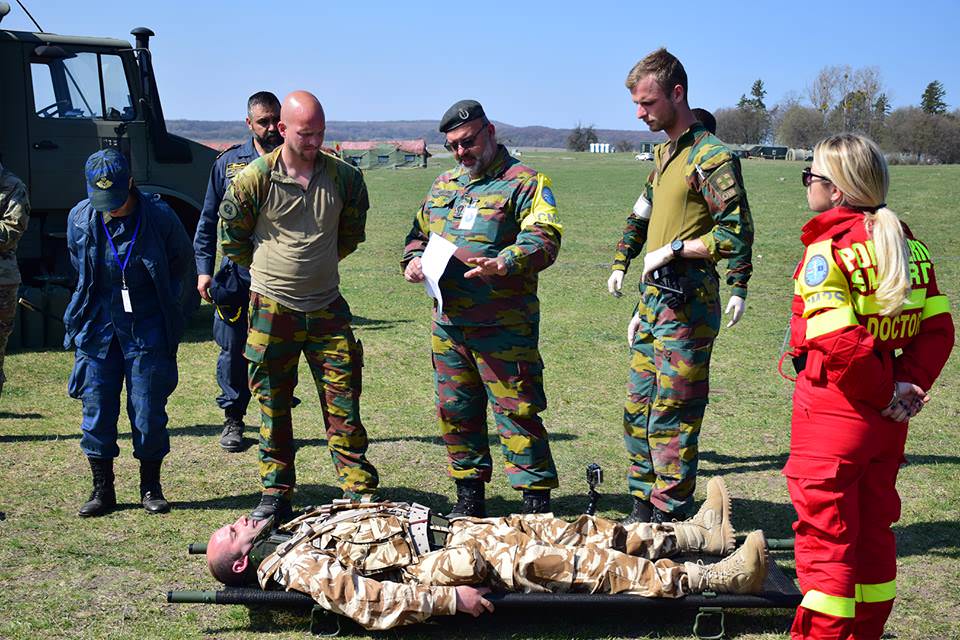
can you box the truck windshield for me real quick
[31,51,135,121]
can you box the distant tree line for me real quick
[713,68,959,163]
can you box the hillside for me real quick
[166,119,665,148]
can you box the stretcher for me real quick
[169,541,801,639]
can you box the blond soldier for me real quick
[206,478,768,630]
[0,161,29,397]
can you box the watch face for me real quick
[672,239,683,253]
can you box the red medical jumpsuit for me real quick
[784,206,954,639]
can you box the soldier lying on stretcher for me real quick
[205,477,767,630]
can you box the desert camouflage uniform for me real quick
[401,145,562,490]
[610,123,753,515]
[0,163,30,388]
[258,502,691,630]
[220,147,378,497]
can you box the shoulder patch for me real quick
[219,195,239,221]
[541,186,556,206]
[804,255,830,286]
[215,143,242,160]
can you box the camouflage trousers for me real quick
[624,269,721,515]
[247,292,379,498]
[431,322,557,490]
[0,283,17,386]
[408,513,686,597]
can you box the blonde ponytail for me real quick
[865,207,911,315]
[814,133,911,315]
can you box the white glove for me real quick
[627,312,641,346]
[607,271,624,296]
[641,244,673,284]
[725,295,745,327]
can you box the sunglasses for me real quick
[801,167,831,187]
[444,130,485,152]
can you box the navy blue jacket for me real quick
[64,190,194,355]
[194,138,258,277]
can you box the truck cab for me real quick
[1,6,214,346]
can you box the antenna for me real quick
[15,0,43,32]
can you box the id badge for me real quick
[458,206,478,230]
[121,287,133,313]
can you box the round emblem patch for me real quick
[541,186,556,207]
[804,255,829,286]
[219,200,238,221]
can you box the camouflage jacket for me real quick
[611,123,754,298]
[218,146,368,267]
[401,145,562,326]
[0,163,29,286]
[256,502,650,630]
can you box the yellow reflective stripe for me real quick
[806,306,858,339]
[801,589,855,618]
[852,288,926,315]
[921,295,950,320]
[856,580,896,603]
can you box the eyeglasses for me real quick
[801,167,831,187]
[444,131,484,152]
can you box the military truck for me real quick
[0,3,215,348]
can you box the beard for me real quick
[459,138,498,178]
[256,130,284,153]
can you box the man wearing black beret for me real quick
[402,100,563,518]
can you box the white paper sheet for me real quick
[421,233,458,316]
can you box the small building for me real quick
[589,142,614,153]
[339,139,430,169]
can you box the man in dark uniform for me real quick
[194,92,282,452]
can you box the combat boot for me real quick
[670,477,735,556]
[685,530,768,595]
[139,459,171,514]
[622,497,653,525]
[447,479,486,519]
[78,457,116,518]
[251,493,293,523]
[219,415,245,452]
[521,489,551,514]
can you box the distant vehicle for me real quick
[1,3,216,347]
[634,151,653,161]
[751,145,788,160]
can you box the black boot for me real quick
[447,479,486,519]
[521,489,551,514]
[250,493,293,523]
[219,414,245,452]
[78,457,116,518]
[622,496,653,525]
[139,460,171,514]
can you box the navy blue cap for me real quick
[85,149,130,212]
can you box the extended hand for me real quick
[641,244,672,284]
[607,270,624,296]
[725,295,745,327]
[627,312,641,347]
[197,274,213,303]
[464,256,507,278]
[455,586,494,617]
[404,257,424,283]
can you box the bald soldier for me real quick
[219,91,379,521]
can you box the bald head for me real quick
[278,90,326,163]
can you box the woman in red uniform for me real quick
[784,133,954,639]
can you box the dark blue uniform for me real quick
[195,139,256,419]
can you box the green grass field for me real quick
[1,153,957,639]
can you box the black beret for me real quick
[439,99,486,133]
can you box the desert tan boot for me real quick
[671,476,735,555]
[685,530,768,595]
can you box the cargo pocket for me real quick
[783,455,855,539]
[67,355,90,400]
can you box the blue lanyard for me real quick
[101,212,142,288]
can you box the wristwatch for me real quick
[670,238,684,259]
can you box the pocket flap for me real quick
[782,455,839,480]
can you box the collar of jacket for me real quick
[800,206,865,245]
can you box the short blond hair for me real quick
[625,48,687,98]
[814,133,910,316]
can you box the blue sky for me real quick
[4,1,958,129]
